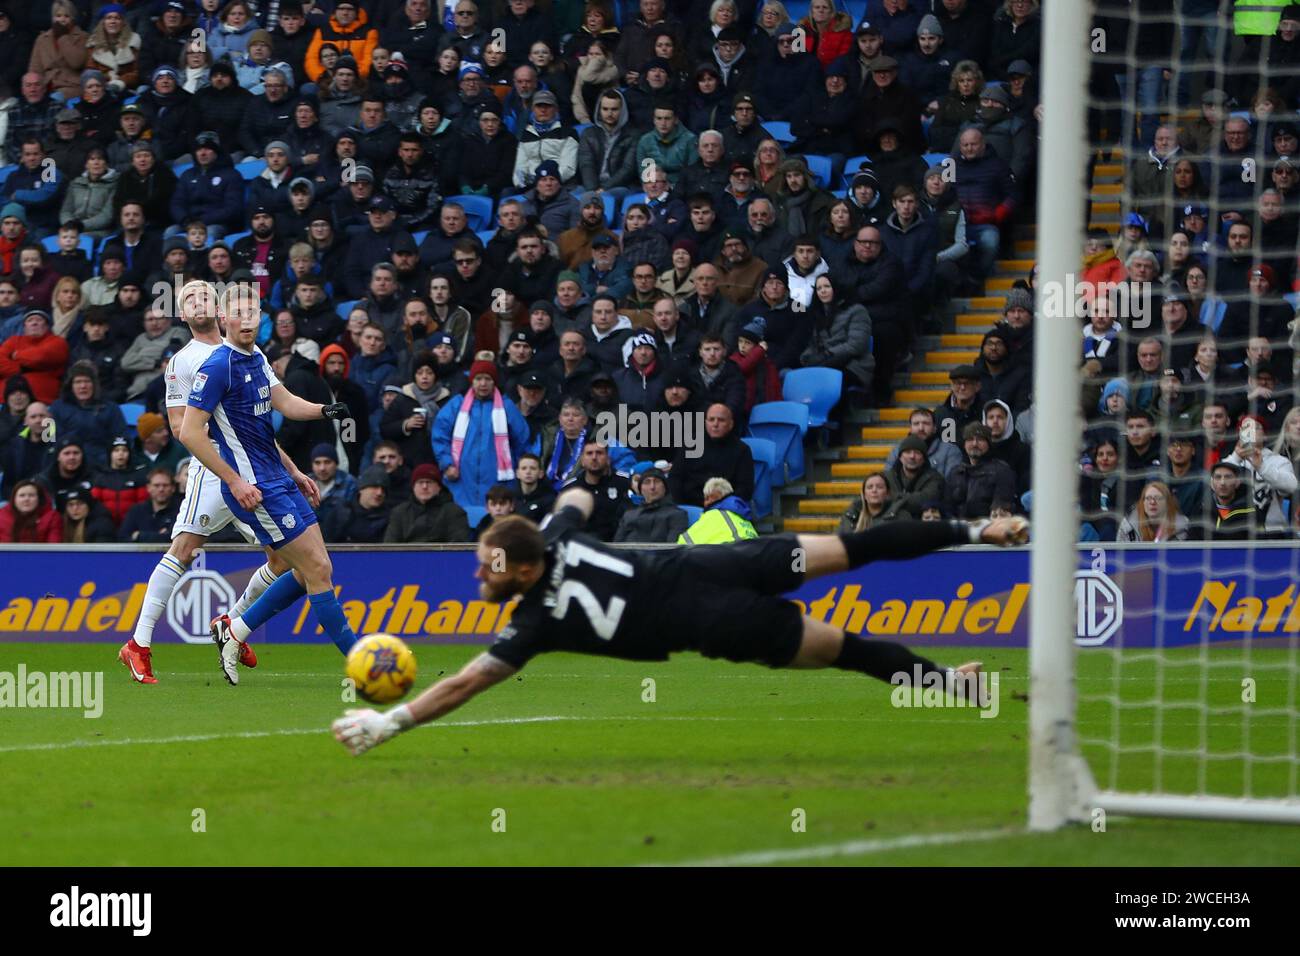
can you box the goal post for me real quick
[1030,1,1300,829]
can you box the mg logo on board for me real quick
[1074,569,1123,646]
[167,569,236,644]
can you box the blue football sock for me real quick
[309,590,357,655]
[239,570,307,633]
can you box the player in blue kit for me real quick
[181,283,358,685]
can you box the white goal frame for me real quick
[1029,0,1300,829]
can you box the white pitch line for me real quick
[658,827,1024,867]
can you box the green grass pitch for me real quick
[1,642,1296,866]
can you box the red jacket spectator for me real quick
[0,311,71,403]
[0,480,62,542]
[91,452,150,526]
[799,8,855,69]
[0,218,27,274]
[730,341,780,415]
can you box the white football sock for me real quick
[230,616,252,643]
[230,562,279,618]
[133,553,188,648]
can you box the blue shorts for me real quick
[221,476,318,549]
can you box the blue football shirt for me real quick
[187,343,284,485]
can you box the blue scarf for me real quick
[547,429,585,488]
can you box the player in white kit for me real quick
[117,281,319,684]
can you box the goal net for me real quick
[1031,0,1300,827]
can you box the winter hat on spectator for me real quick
[518,372,546,391]
[851,168,880,191]
[670,237,699,262]
[469,359,498,384]
[1249,263,1277,289]
[368,194,395,213]
[1282,4,1300,23]
[738,317,767,344]
[507,329,534,348]
[761,265,787,287]
[716,26,743,45]
[411,351,437,376]
[1098,377,1130,413]
[81,69,108,87]
[556,270,582,286]
[1123,211,1149,232]
[1202,89,1230,106]
[150,66,179,83]
[917,14,943,37]
[4,374,32,400]
[110,435,130,450]
[193,130,221,150]
[642,57,672,75]
[1,202,26,225]
[100,243,126,264]
[1003,287,1033,313]
[310,443,338,463]
[899,435,928,455]
[358,465,390,490]
[336,55,359,74]
[695,61,722,80]
[307,205,332,224]
[962,422,992,444]
[825,58,852,79]
[855,19,882,36]
[459,62,485,79]
[1007,60,1034,77]
[290,177,315,195]
[664,370,695,390]
[264,140,290,157]
[628,331,657,352]
[248,29,273,48]
[982,328,1009,349]
[428,331,454,349]
[411,463,443,486]
[55,108,81,126]
[720,227,749,246]
[210,60,237,80]
[529,300,556,318]
[535,159,561,180]
[352,164,375,183]
[137,412,166,441]
[98,3,126,17]
[163,236,189,255]
[980,84,1011,107]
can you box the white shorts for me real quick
[172,458,258,542]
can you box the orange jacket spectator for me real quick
[0,311,71,403]
[28,1,90,101]
[304,4,379,83]
[1081,246,1126,299]
[799,7,855,69]
[0,480,62,542]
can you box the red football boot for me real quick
[239,640,258,668]
[210,615,258,668]
[118,639,158,684]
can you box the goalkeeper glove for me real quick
[332,705,415,756]
[322,402,350,421]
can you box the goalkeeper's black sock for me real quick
[839,519,972,570]
[833,632,946,685]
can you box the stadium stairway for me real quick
[777,152,1127,531]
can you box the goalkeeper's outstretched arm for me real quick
[795,516,1030,580]
[332,653,517,756]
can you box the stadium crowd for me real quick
[0,0,1296,546]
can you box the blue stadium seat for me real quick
[119,402,145,427]
[449,194,493,231]
[742,436,779,517]
[172,160,193,178]
[574,123,593,136]
[924,151,950,168]
[464,505,487,528]
[236,158,267,180]
[223,229,251,248]
[621,191,648,214]
[600,192,617,226]
[0,164,17,188]
[475,229,495,246]
[747,401,810,482]
[782,367,842,428]
[411,230,429,246]
[801,153,833,189]
[921,113,934,143]
[765,121,795,145]
[841,154,872,188]
[680,504,703,526]
[336,299,359,320]
[41,234,95,257]
[831,188,848,199]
